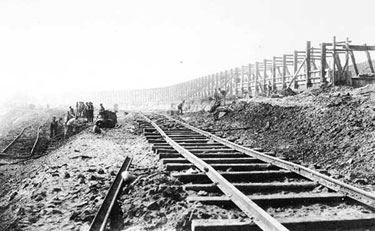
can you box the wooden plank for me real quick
[183,182,317,192]
[166,163,279,171]
[187,192,346,206]
[348,44,375,51]
[163,157,263,164]
[159,153,248,159]
[172,170,298,183]
[192,215,375,231]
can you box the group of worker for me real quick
[50,102,106,139]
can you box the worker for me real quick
[85,102,91,122]
[65,116,79,139]
[50,117,58,138]
[75,102,79,116]
[177,100,185,115]
[99,103,105,113]
[69,106,75,117]
[209,89,222,113]
[214,88,220,101]
[65,111,72,124]
[219,88,227,105]
[213,101,236,121]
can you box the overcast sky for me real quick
[1,0,374,104]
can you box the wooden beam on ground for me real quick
[192,215,375,231]
[187,192,346,207]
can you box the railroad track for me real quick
[137,113,375,231]
[0,123,43,158]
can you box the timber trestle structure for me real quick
[91,36,375,107]
[138,113,375,231]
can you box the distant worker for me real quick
[219,88,227,106]
[65,111,73,124]
[50,117,58,138]
[89,102,94,122]
[177,100,185,115]
[214,88,220,101]
[75,102,79,116]
[65,116,79,139]
[213,101,236,121]
[99,103,105,112]
[267,80,272,96]
[69,106,75,117]
[210,88,222,113]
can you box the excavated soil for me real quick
[0,112,144,231]
[2,84,375,230]
[181,84,375,192]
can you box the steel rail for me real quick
[165,114,375,208]
[1,124,32,153]
[89,156,132,231]
[30,125,42,155]
[141,114,289,231]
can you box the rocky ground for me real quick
[2,83,375,230]
[0,112,147,231]
[181,84,375,192]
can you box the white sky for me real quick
[1,0,375,104]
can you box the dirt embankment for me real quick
[0,113,146,231]
[182,85,375,190]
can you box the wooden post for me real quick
[263,59,267,93]
[333,36,336,85]
[282,55,287,89]
[349,50,359,76]
[229,69,234,96]
[241,66,245,96]
[320,42,327,84]
[293,51,298,89]
[365,43,375,73]
[255,62,259,95]
[248,64,252,97]
[234,67,239,96]
[306,41,312,88]
[224,70,229,92]
[272,57,277,90]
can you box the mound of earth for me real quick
[182,84,375,191]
